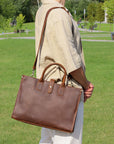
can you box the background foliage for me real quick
[0,0,113,23]
[16,14,25,31]
[0,0,113,32]
[102,0,114,23]
[65,0,89,19]
[0,0,38,22]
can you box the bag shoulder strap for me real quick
[32,7,70,71]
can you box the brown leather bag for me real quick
[11,7,82,133]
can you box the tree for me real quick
[87,2,96,30]
[65,0,78,17]
[65,0,89,20]
[102,0,114,23]
[0,0,16,18]
[0,0,38,22]
[96,2,104,30]
[14,0,38,22]
[76,0,89,19]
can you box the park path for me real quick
[0,36,114,42]
[81,34,111,38]
[82,39,114,42]
[0,32,15,36]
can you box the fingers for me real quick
[84,89,93,97]
[85,86,94,92]
[84,89,94,100]
[84,82,94,103]
[84,83,94,98]
[89,83,94,88]
[84,91,93,97]
[84,89,93,93]
[84,94,92,98]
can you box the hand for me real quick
[84,82,94,103]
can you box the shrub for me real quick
[16,14,25,31]
[0,15,11,31]
[0,15,5,29]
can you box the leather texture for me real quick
[12,63,82,132]
[11,7,82,133]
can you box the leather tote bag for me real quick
[11,7,82,133]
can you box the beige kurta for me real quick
[35,0,85,88]
[35,0,85,143]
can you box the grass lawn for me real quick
[79,22,114,32]
[0,39,113,144]
[0,30,35,38]
[0,39,40,144]
[80,31,111,35]
[0,22,35,33]
[80,32,112,40]
[0,31,113,41]
[1,22,113,33]
[0,22,113,40]
[96,23,114,32]
[82,37,112,40]
[82,41,114,144]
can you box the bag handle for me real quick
[39,63,67,87]
[32,7,69,72]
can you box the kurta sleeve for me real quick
[48,13,82,74]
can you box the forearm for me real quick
[70,67,89,90]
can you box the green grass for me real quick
[0,22,35,33]
[0,22,114,40]
[82,37,112,40]
[0,39,40,144]
[82,41,114,144]
[80,31,112,40]
[0,39,114,144]
[80,31,110,35]
[0,25,113,40]
[0,31,113,40]
[79,22,114,32]
[96,23,114,32]
[0,22,35,38]
[0,30,35,38]
[22,22,35,30]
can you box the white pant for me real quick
[39,101,84,144]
